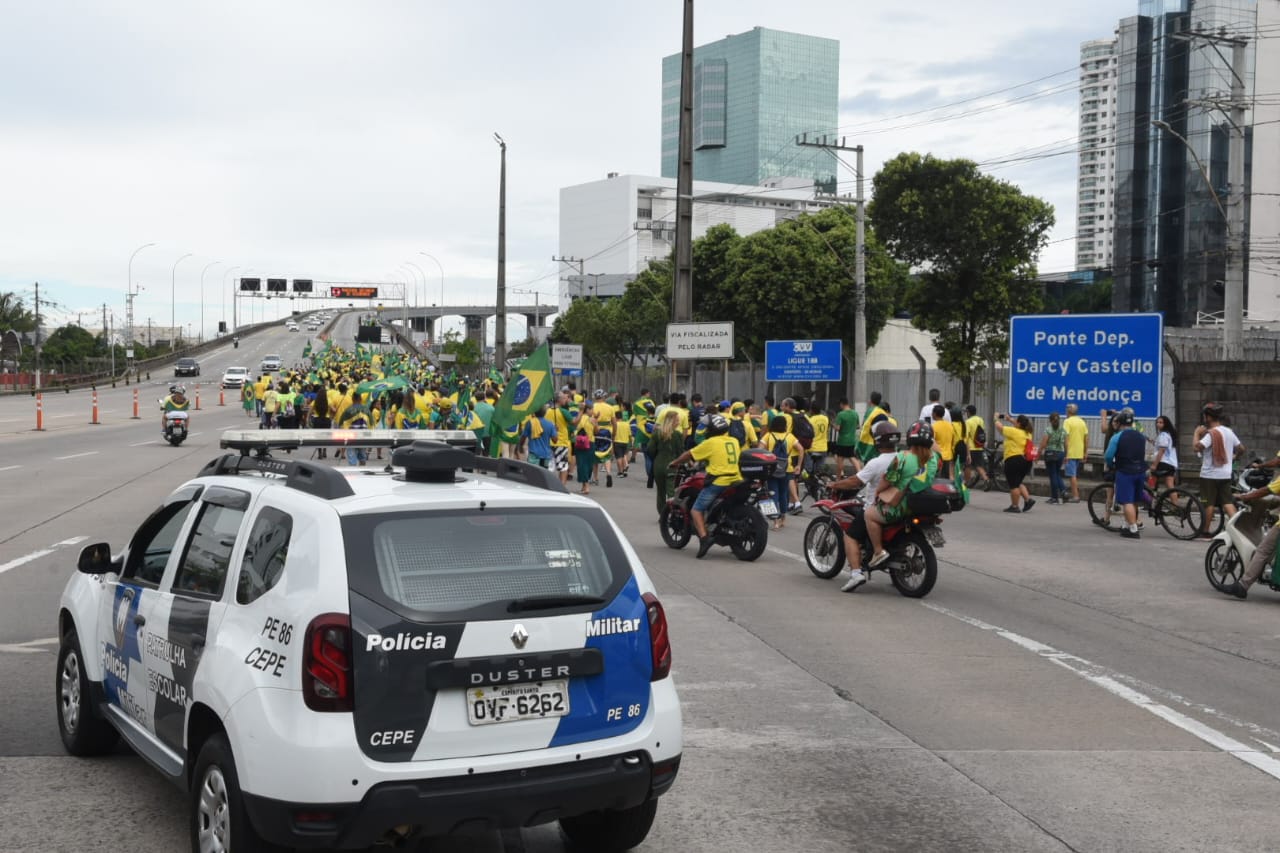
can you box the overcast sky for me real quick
[1,0,1129,341]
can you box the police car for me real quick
[56,431,681,852]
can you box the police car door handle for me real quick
[133,614,146,627]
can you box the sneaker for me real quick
[840,571,868,592]
[1004,506,1022,514]
[1065,497,1081,504]
[1222,581,1248,599]
[868,550,890,568]
[789,505,805,516]
[1047,498,1060,505]
[606,474,613,488]
[1022,498,1036,513]
[696,536,714,559]
[1120,528,1141,539]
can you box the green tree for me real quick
[1043,277,1113,315]
[440,330,480,367]
[41,325,101,370]
[870,153,1054,400]
[0,292,36,333]
[507,337,539,361]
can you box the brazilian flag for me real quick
[489,344,553,457]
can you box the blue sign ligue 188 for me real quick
[765,339,842,383]
[1008,313,1163,419]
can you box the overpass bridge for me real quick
[399,304,558,347]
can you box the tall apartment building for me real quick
[660,27,838,189]
[1076,38,1120,270]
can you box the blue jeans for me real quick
[693,482,728,513]
[771,476,790,515]
[1045,458,1065,500]
[346,447,368,466]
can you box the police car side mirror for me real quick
[77,542,115,574]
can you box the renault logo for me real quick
[510,624,529,649]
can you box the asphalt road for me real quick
[2,324,1279,852]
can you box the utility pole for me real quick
[552,255,585,301]
[104,303,114,378]
[494,133,508,368]
[671,0,695,394]
[798,133,867,406]
[1177,29,1249,360]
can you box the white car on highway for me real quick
[220,366,249,390]
[54,434,682,852]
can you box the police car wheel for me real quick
[191,733,282,853]
[57,629,119,756]
[560,797,657,853]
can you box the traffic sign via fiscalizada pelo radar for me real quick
[1008,313,1162,419]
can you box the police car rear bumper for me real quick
[243,751,680,848]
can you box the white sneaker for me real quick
[841,570,868,593]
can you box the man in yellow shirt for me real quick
[668,415,743,559]
[931,405,956,479]
[547,391,574,485]
[962,404,988,488]
[807,401,830,469]
[1062,403,1089,502]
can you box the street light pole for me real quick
[199,261,220,342]
[170,252,193,350]
[126,242,155,371]
[494,133,508,367]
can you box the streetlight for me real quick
[404,262,426,307]
[170,252,193,350]
[223,266,240,333]
[126,242,155,368]
[199,261,220,343]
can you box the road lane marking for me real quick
[922,601,1280,783]
[0,536,88,578]
[129,440,156,446]
[0,637,58,655]
[54,451,99,460]
[767,545,807,564]
[0,465,20,472]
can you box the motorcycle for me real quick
[161,409,189,446]
[1204,489,1280,595]
[801,479,965,598]
[659,449,776,562]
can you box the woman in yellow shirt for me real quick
[759,416,804,530]
[995,413,1035,514]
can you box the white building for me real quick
[557,173,841,311]
[1076,37,1119,271]
[1250,0,1280,322]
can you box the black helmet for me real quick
[1115,410,1134,427]
[872,420,900,448]
[706,414,730,437]
[905,420,934,448]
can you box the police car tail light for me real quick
[642,593,671,681]
[303,613,353,712]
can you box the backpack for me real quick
[574,430,592,451]
[771,434,790,472]
[791,412,815,449]
[973,425,987,449]
[728,418,747,446]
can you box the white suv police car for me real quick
[57,432,681,852]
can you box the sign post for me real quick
[765,340,843,383]
[551,344,583,372]
[666,322,734,397]
[1008,313,1163,419]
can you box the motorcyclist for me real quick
[1220,473,1280,599]
[829,420,901,592]
[233,335,240,348]
[667,414,744,559]
[160,384,189,429]
[864,420,939,570]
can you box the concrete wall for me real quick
[1175,360,1280,464]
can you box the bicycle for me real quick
[1085,475,1208,540]
[797,465,835,507]
[965,441,1007,492]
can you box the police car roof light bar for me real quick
[392,441,567,493]
[198,454,356,500]
[219,429,480,453]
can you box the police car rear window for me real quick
[341,508,630,620]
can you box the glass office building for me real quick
[661,27,838,189]
[1112,0,1256,326]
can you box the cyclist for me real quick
[829,421,901,593]
[1104,410,1146,539]
[668,414,743,559]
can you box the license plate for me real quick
[466,680,570,726]
[758,499,779,518]
[923,526,945,547]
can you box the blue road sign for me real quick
[765,339,843,383]
[1008,313,1163,419]
[552,367,583,378]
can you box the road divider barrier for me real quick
[35,393,44,431]
[90,389,100,425]
[195,385,201,411]
[218,387,225,406]
[131,388,140,419]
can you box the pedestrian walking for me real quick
[1040,412,1068,503]
[651,410,686,516]
[995,413,1035,513]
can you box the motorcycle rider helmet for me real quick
[1115,410,1134,427]
[170,384,186,396]
[705,413,730,437]
[905,420,934,448]
[872,420,901,449]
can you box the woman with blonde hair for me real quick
[650,409,687,515]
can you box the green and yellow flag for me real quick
[488,343,553,457]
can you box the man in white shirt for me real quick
[1193,401,1245,538]
[919,388,951,422]
[827,421,902,592]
